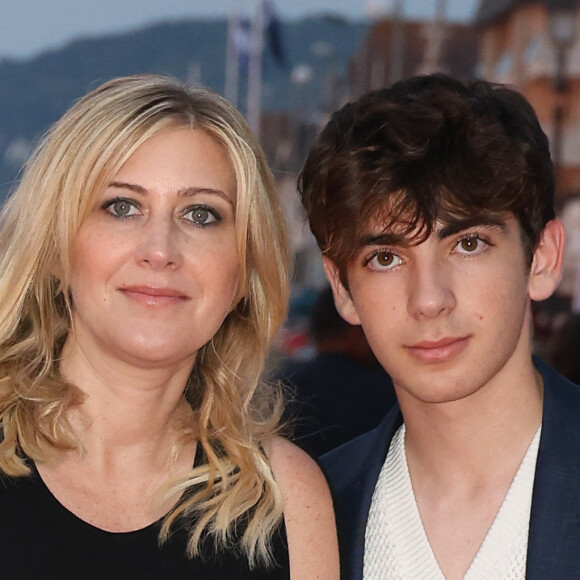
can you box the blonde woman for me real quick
[0,74,338,579]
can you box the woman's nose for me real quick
[135,218,183,271]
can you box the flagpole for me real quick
[247,0,264,138]
[390,0,405,84]
[225,7,240,106]
[418,0,447,74]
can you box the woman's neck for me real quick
[57,332,196,468]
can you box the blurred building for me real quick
[477,0,580,200]
[477,1,580,309]
[348,17,478,98]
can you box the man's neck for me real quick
[400,361,543,488]
[395,361,543,580]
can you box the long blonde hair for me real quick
[0,74,291,567]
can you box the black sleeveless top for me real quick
[0,464,290,579]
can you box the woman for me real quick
[0,74,338,578]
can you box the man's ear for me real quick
[528,218,566,301]
[321,256,362,326]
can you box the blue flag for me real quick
[263,0,287,68]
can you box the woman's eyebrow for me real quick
[106,181,234,206]
[177,186,234,206]
[107,180,146,194]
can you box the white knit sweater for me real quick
[364,424,541,580]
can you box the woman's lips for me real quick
[406,336,471,363]
[119,286,189,306]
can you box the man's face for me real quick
[324,214,563,407]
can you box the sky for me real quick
[0,0,480,61]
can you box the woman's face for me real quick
[66,126,240,370]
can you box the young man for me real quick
[299,74,578,580]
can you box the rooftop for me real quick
[476,0,580,25]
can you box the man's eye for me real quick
[185,206,220,227]
[367,251,403,271]
[456,235,488,254]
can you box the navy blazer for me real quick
[321,358,580,580]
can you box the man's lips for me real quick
[119,286,189,305]
[406,336,471,363]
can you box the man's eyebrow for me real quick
[357,216,508,248]
[359,232,410,247]
[437,216,507,239]
[107,181,234,206]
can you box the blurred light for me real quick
[549,7,576,49]
[291,63,314,85]
[365,0,389,18]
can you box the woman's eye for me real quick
[456,235,487,254]
[104,199,138,218]
[185,206,220,227]
[367,251,403,271]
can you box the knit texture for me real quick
[364,424,541,579]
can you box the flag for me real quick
[263,0,286,68]
[232,16,251,70]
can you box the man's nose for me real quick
[407,260,456,319]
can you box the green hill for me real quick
[0,15,368,200]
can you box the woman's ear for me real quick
[528,218,566,301]
[321,256,361,326]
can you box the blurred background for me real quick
[2,0,580,384]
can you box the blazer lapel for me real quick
[527,359,580,579]
[325,359,580,579]
[321,407,403,580]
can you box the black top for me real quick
[0,464,290,579]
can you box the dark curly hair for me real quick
[299,73,555,280]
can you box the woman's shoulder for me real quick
[266,437,328,493]
[265,437,339,580]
